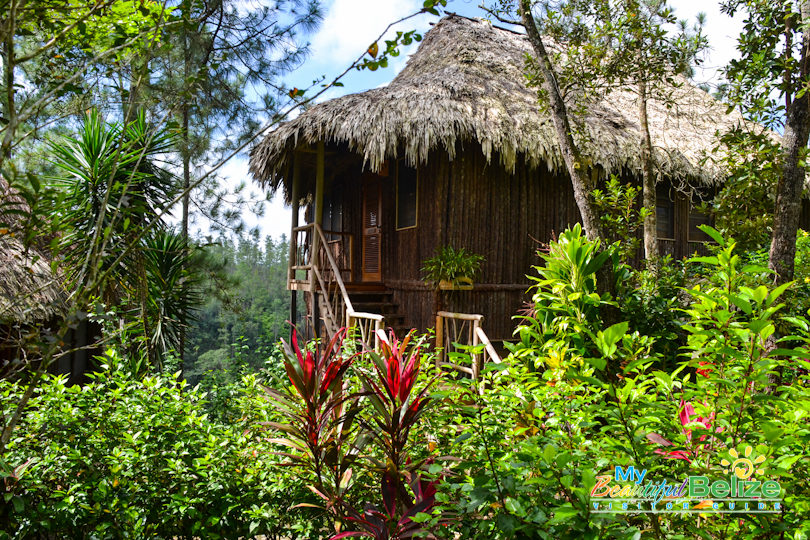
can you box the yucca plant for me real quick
[143,230,205,368]
[49,109,177,299]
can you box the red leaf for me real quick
[399,351,420,402]
[303,350,316,394]
[645,432,673,446]
[320,360,343,394]
[386,355,401,401]
[382,471,397,519]
[678,400,695,427]
[654,448,692,462]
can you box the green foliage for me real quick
[431,225,810,539]
[709,127,780,249]
[185,233,293,384]
[591,176,651,264]
[421,245,485,288]
[617,255,687,364]
[4,225,810,539]
[720,0,804,128]
[735,229,810,319]
[48,109,178,291]
[143,230,205,366]
[514,224,618,370]
[0,362,324,539]
[47,110,210,368]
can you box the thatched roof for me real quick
[0,178,64,324]
[249,14,746,195]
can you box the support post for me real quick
[311,141,326,292]
[472,317,481,380]
[435,314,444,369]
[289,152,301,286]
[289,153,301,341]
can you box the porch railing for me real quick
[435,311,501,380]
[289,222,383,350]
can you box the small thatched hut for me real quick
[1,179,94,383]
[248,15,762,342]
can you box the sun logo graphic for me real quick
[720,445,767,480]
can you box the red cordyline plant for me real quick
[647,369,723,462]
[334,468,441,539]
[332,329,446,540]
[264,328,365,515]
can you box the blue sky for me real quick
[218,0,744,241]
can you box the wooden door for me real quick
[361,175,382,282]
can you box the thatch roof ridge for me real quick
[249,14,747,194]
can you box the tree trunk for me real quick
[1,0,18,165]
[519,0,604,241]
[638,80,659,263]
[179,19,192,374]
[769,0,810,285]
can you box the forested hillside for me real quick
[184,234,294,385]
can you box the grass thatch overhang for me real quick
[1,178,65,325]
[249,14,749,200]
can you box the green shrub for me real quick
[431,226,810,539]
[0,359,324,539]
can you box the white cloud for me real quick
[311,0,431,67]
[671,0,744,87]
[248,1,746,240]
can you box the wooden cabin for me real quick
[248,15,760,349]
[1,179,96,384]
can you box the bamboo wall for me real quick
[318,143,732,342]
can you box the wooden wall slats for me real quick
[322,142,725,341]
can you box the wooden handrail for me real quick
[313,224,353,311]
[475,326,502,365]
[435,311,499,380]
[309,223,384,350]
[436,311,483,322]
[348,310,384,321]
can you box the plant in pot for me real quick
[420,245,485,291]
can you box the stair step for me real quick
[351,301,399,313]
[348,291,394,302]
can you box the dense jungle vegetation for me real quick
[1,0,809,539]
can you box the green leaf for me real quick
[548,504,579,524]
[697,225,724,245]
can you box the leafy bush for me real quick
[591,176,651,264]
[265,329,448,539]
[0,359,323,539]
[430,226,810,539]
[513,223,622,372]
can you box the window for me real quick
[656,187,675,240]
[689,209,712,242]
[396,161,418,229]
[323,192,342,233]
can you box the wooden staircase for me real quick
[290,223,386,349]
[347,289,410,338]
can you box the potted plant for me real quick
[421,245,485,291]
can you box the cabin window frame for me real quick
[656,185,676,241]
[687,201,713,243]
[395,159,418,231]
